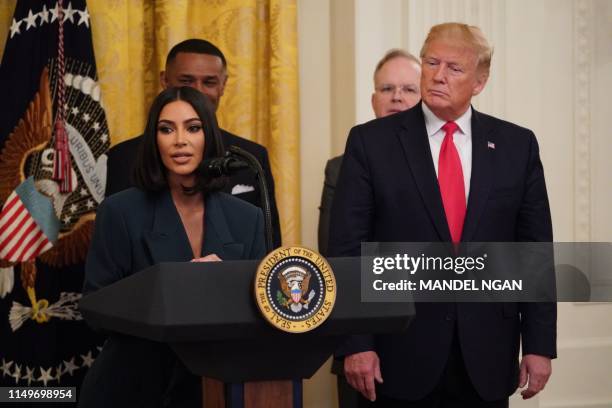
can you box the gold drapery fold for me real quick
[0,0,300,244]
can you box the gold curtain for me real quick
[0,0,301,245]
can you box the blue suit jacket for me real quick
[104,129,282,248]
[80,189,265,407]
[328,102,556,401]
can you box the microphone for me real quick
[202,154,249,177]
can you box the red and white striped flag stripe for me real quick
[0,191,53,263]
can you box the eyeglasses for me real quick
[376,84,419,95]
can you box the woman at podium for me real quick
[79,86,265,407]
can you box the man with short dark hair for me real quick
[329,23,556,408]
[106,39,281,247]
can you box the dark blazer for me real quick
[104,129,281,248]
[318,155,343,256]
[328,102,556,401]
[79,189,265,408]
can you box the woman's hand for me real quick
[190,254,222,262]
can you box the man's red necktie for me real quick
[438,121,466,243]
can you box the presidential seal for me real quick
[254,247,336,333]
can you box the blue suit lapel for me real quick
[203,194,244,260]
[144,191,245,263]
[397,103,452,242]
[462,109,494,242]
[144,190,193,264]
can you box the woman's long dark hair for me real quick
[133,86,226,195]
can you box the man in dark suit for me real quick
[318,49,421,257]
[105,39,281,248]
[328,23,556,407]
[318,49,421,408]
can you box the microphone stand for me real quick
[226,146,274,253]
[209,146,296,399]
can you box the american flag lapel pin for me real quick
[487,141,495,149]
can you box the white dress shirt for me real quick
[422,103,472,202]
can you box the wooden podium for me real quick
[79,257,414,408]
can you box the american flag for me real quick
[0,0,106,389]
[0,177,59,263]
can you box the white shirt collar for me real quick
[422,103,472,137]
